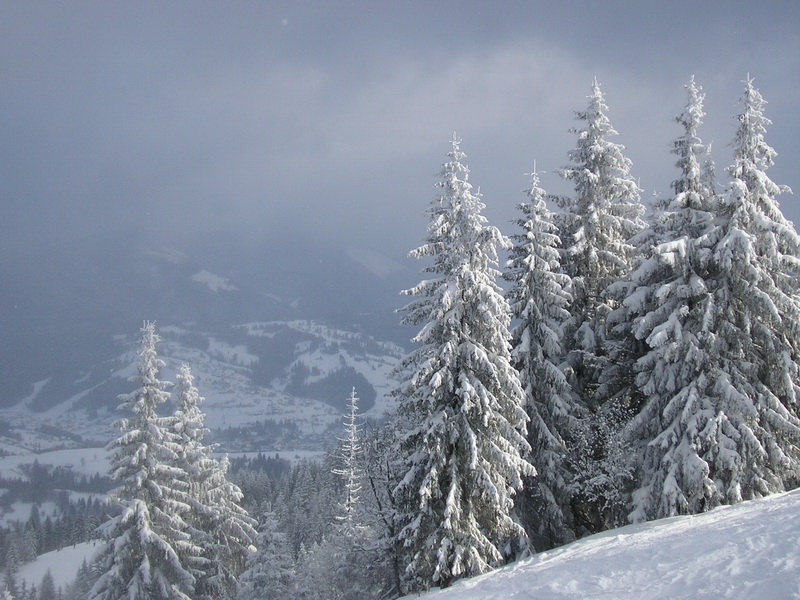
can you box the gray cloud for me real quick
[1,1,798,262]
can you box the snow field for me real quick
[0,448,109,479]
[17,540,103,590]
[412,489,800,599]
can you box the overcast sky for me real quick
[2,1,799,263]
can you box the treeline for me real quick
[0,463,111,579]
[1,496,110,592]
[0,462,110,507]
[384,76,800,593]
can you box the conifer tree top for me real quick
[117,321,170,420]
[731,77,779,174]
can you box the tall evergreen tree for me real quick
[89,323,199,600]
[554,79,646,534]
[623,78,722,521]
[504,168,581,549]
[701,78,800,502]
[173,364,257,600]
[555,79,646,407]
[626,78,800,522]
[723,78,800,403]
[392,136,534,592]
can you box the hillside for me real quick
[0,235,412,455]
[0,318,405,456]
[409,489,800,600]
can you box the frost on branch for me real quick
[392,135,533,592]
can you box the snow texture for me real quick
[17,541,103,589]
[410,489,800,600]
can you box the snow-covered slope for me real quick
[190,269,239,292]
[17,541,103,590]
[411,489,800,600]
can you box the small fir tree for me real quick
[66,559,95,600]
[392,136,534,592]
[293,389,388,600]
[3,552,19,598]
[332,388,364,526]
[38,571,56,600]
[236,510,294,600]
[361,420,405,599]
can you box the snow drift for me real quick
[410,489,800,599]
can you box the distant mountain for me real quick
[0,318,404,455]
[0,230,416,451]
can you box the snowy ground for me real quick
[408,489,800,600]
[0,447,109,479]
[17,540,103,590]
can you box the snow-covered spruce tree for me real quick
[724,79,800,402]
[66,558,96,600]
[392,135,534,592]
[172,364,257,600]
[621,78,723,522]
[236,510,294,600]
[3,550,19,598]
[504,168,581,549]
[555,78,646,408]
[89,322,200,600]
[278,458,337,556]
[38,570,56,600]
[700,78,800,502]
[294,389,387,600]
[555,79,646,534]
